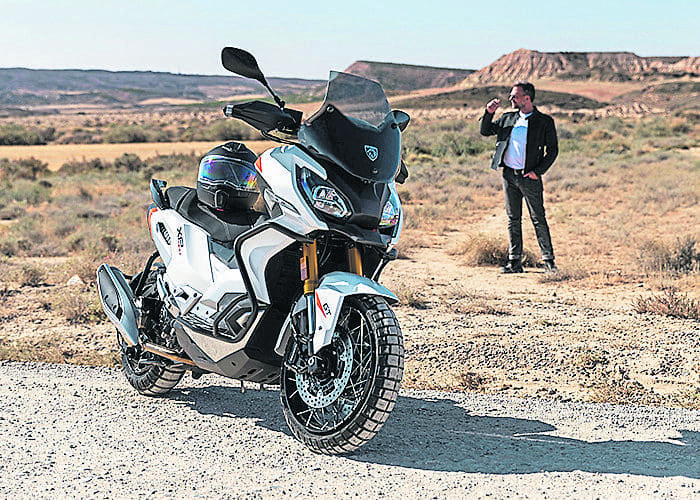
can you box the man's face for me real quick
[509,86,530,110]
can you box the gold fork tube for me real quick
[348,246,363,276]
[302,240,319,294]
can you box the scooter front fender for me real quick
[274,271,398,357]
[313,272,397,353]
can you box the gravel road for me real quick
[1,361,698,499]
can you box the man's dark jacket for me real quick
[480,106,558,177]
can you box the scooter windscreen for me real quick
[298,72,401,183]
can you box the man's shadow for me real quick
[169,384,699,478]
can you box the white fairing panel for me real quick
[149,209,212,292]
[149,208,247,310]
[312,271,398,353]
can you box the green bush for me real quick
[113,153,144,172]
[102,124,171,143]
[59,158,111,175]
[0,157,50,180]
[0,124,55,145]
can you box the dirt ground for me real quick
[1,211,698,408]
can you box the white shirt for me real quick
[503,111,531,170]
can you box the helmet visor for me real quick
[198,155,258,192]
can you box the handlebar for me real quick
[223,100,302,135]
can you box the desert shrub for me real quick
[451,234,538,267]
[635,116,675,138]
[458,371,493,391]
[52,288,104,324]
[20,264,45,287]
[0,157,50,180]
[634,289,700,320]
[537,265,589,283]
[0,203,26,220]
[638,237,700,274]
[588,129,613,141]
[178,120,257,142]
[59,158,111,175]
[557,127,574,140]
[0,179,52,205]
[57,130,102,144]
[113,153,144,172]
[670,117,692,135]
[393,283,429,309]
[0,123,55,145]
[103,124,151,143]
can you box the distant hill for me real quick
[393,85,605,110]
[0,68,323,109]
[465,49,700,84]
[344,61,475,93]
[613,81,700,111]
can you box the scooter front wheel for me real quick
[280,295,404,454]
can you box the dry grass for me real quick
[0,333,117,365]
[450,233,539,268]
[394,283,430,309]
[51,286,104,325]
[634,289,700,320]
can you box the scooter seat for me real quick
[165,186,266,243]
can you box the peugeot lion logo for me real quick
[364,145,379,162]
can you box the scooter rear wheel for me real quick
[121,342,185,397]
[119,269,185,396]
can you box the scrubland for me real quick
[0,106,698,406]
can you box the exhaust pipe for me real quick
[96,264,140,346]
[143,343,196,366]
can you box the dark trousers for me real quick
[502,167,554,261]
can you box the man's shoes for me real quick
[544,259,558,273]
[501,260,524,273]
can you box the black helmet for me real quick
[197,142,259,211]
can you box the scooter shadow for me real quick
[169,384,699,478]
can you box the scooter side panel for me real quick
[149,209,213,293]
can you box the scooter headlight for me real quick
[299,168,351,219]
[379,191,400,227]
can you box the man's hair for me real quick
[514,82,535,102]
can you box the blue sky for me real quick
[1,0,698,79]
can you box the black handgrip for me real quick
[222,100,301,134]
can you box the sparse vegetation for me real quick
[394,283,430,309]
[637,237,700,275]
[52,287,104,324]
[449,233,538,267]
[634,289,700,319]
[0,95,698,408]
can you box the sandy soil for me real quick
[0,140,277,171]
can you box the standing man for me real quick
[480,82,558,273]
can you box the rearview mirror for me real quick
[392,110,410,132]
[221,47,265,83]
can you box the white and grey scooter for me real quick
[97,47,410,454]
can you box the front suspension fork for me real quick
[302,240,319,357]
[300,240,362,357]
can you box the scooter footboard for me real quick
[275,271,397,356]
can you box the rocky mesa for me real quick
[465,48,700,84]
